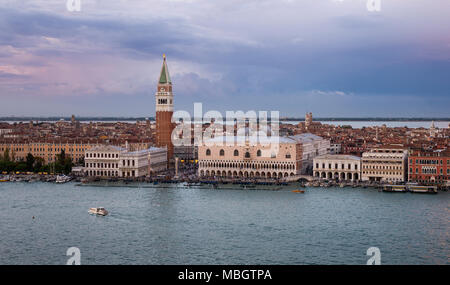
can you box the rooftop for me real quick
[315,154,361,160]
[87,145,125,152]
[158,54,172,84]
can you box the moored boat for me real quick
[382,185,407,192]
[408,185,438,194]
[0,175,9,182]
[56,175,72,183]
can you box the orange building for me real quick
[0,140,95,164]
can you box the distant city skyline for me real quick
[1,1,449,117]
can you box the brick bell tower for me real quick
[155,54,174,165]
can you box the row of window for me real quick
[199,170,296,178]
[412,179,447,183]
[1,147,82,153]
[86,153,119,158]
[122,160,136,167]
[410,159,449,165]
[316,163,358,170]
[205,149,290,159]
[362,160,403,164]
[199,161,296,171]
[86,163,119,169]
[157,98,172,104]
[86,170,137,177]
[363,165,401,170]
[362,171,402,175]
[86,159,137,168]
[409,168,448,174]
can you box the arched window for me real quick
[234,150,239,156]
[206,149,211,156]
[220,149,225,156]
[245,151,250,158]
[257,150,261,157]
[285,153,291,159]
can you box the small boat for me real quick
[88,207,109,216]
[56,175,72,183]
[292,189,305,193]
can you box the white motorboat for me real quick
[88,207,109,216]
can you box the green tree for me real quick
[3,148,10,162]
[34,157,44,173]
[55,150,73,174]
[15,162,27,172]
[0,160,16,173]
[26,153,35,172]
[57,150,66,165]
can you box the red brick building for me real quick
[155,54,175,164]
[408,148,449,185]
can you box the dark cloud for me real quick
[0,2,449,117]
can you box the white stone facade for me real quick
[361,146,408,182]
[198,133,329,179]
[84,145,167,178]
[84,145,122,177]
[293,134,331,174]
[119,147,167,177]
[313,154,361,181]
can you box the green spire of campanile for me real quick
[159,54,172,84]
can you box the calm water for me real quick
[283,121,449,129]
[0,182,448,265]
[3,120,449,129]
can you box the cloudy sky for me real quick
[0,0,449,117]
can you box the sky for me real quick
[0,0,449,117]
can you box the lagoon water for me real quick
[283,121,450,129]
[3,120,449,129]
[0,182,448,265]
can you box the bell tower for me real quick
[155,54,174,164]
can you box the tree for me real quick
[0,160,16,173]
[26,153,35,171]
[57,150,66,165]
[15,162,27,172]
[55,150,73,174]
[3,148,10,162]
[34,157,44,172]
